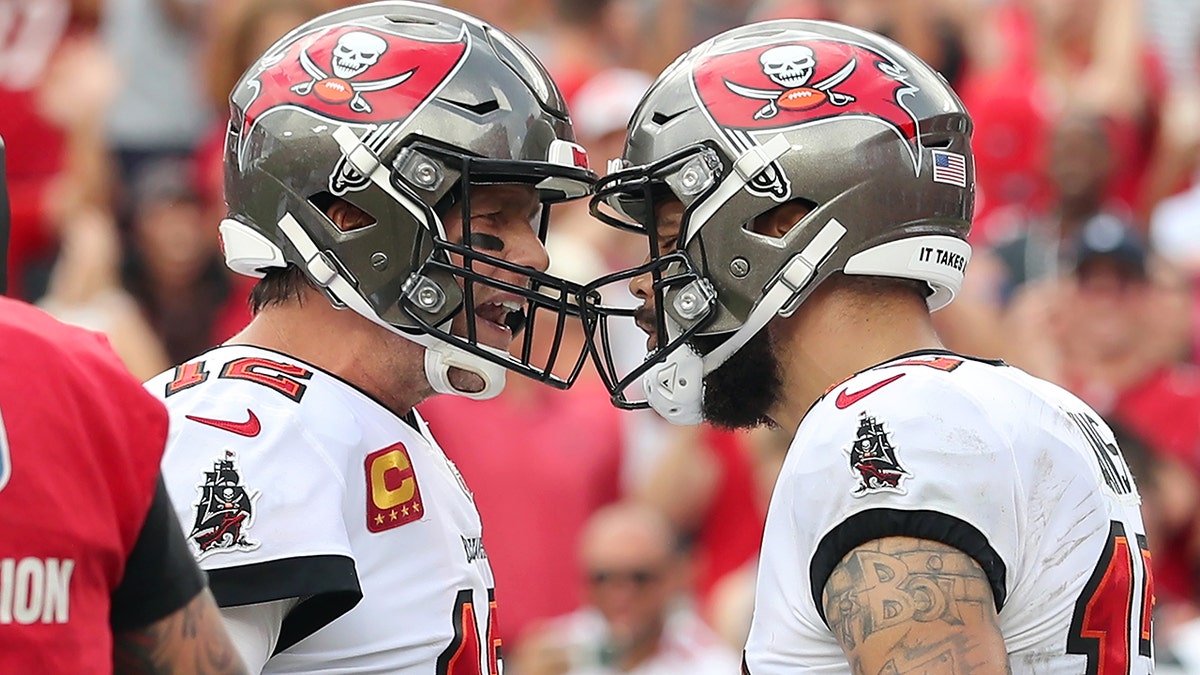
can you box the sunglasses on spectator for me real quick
[587,567,664,587]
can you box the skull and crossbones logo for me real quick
[725,44,857,120]
[291,30,415,113]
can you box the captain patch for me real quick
[365,443,424,532]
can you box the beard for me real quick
[691,328,783,430]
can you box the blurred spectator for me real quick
[938,108,1171,361]
[751,0,975,88]
[122,158,232,363]
[420,233,626,654]
[1005,216,1187,387]
[510,502,738,675]
[988,113,1132,300]
[37,208,170,379]
[705,425,791,652]
[636,426,765,616]
[1004,218,1200,610]
[0,0,111,298]
[960,0,1166,234]
[192,0,331,340]
[102,0,211,192]
[533,0,635,103]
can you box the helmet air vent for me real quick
[443,97,502,116]
[385,15,438,25]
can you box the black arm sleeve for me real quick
[207,554,362,654]
[110,475,208,632]
[809,507,1008,628]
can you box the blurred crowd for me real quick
[3,0,1200,672]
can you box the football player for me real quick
[148,3,594,672]
[0,138,246,673]
[581,20,1154,673]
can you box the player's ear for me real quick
[751,199,815,239]
[324,196,375,232]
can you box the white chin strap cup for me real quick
[424,341,508,401]
[641,341,706,426]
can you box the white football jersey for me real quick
[149,345,499,674]
[745,351,1153,674]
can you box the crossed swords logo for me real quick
[290,43,415,114]
[725,58,857,120]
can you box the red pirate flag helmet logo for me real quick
[691,38,922,198]
[240,23,469,134]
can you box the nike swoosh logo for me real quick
[185,409,262,437]
[835,373,906,409]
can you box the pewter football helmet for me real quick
[585,20,974,423]
[220,2,596,399]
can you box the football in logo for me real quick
[779,87,827,111]
[314,78,355,104]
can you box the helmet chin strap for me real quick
[273,212,509,401]
[422,341,508,400]
[641,218,847,425]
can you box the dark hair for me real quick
[249,265,313,313]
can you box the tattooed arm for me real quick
[113,589,249,675]
[109,477,249,673]
[821,536,1010,675]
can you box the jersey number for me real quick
[164,357,313,402]
[436,589,500,675]
[1067,521,1154,674]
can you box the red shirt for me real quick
[0,298,169,671]
[419,380,624,648]
[1114,365,1200,478]
[1112,365,1200,603]
[693,428,765,603]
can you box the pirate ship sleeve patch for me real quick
[111,476,208,631]
[186,450,264,560]
[206,554,362,654]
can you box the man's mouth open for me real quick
[474,298,527,348]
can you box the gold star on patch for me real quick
[374,513,384,525]
[389,509,397,521]
[413,501,421,513]
[401,505,410,517]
